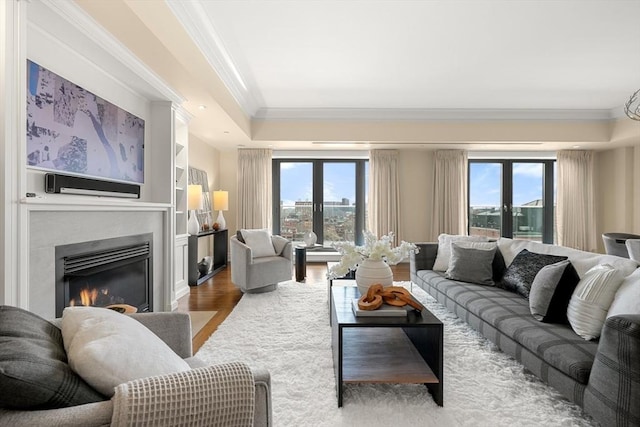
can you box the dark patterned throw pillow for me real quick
[501,249,568,298]
[0,305,105,409]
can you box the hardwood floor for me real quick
[177,262,411,353]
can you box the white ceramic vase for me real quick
[355,258,393,295]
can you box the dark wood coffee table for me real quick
[330,285,443,407]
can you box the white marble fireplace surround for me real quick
[28,208,168,319]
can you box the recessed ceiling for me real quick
[168,0,640,120]
[75,0,640,150]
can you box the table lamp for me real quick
[213,190,229,230]
[187,184,203,235]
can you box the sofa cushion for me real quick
[501,249,568,298]
[414,271,597,384]
[62,306,191,397]
[497,237,638,278]
[567,264,626,340]
[240,229,276,258]
[433,234,488,271]
[0,305,105,409]
[445,241,497,286]
[529,260,580,324]
[607,268,640,318]
[271,235,289,256]
[492,248,507,283]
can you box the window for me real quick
[273,159,368,246]
[468,159,556,243]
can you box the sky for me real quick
[469,162,553,207]
[280,162,361,206]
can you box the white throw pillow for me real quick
[567,264,625,340]
[497,237,638,278]
[432,234,488,272]
[241,229,276,258]
[61,307,190,397]
[607,268,640,318]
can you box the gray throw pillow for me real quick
[501,249,568,298]
[529,260,580,323]
[445,241,497,286]
[0,305,105,409]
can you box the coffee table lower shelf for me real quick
[342,328,439,384]
[331,285,444,408]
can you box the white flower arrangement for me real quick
[327,231,419,279]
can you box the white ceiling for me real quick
[167,0,640,121]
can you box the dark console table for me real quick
[188,229,228,286]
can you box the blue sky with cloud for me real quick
[280,162,357,206]
[470,162,546,207]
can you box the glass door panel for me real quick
[469,162,502,239]
[323,162,356,246]
[279,162,313,244]
[512,163,543,242]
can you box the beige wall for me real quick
[595,144,640,253]
[219,150,238,236]
[189,135,221,191]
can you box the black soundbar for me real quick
[45,173,140,199]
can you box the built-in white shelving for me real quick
[173,108,191,300]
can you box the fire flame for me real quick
[69,287,109,307]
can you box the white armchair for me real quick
[230,233,292,293]
[626,239,640,262]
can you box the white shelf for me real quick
[176,186,184,192]
[175,142,185,155]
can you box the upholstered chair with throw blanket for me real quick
[0,306,272,426]
[231,229,293,293]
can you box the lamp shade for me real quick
[213,190,229,211]
[187,185,203,210]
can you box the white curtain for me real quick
[557,150,597,251]
[368,150,400,244]
[237,149,272,230]
[431,150,468,238]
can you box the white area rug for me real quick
[196,281,595,426]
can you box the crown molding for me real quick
[166,0,259,117]
[254,107,617,122]
[37,0,184,105]
[173,105,194,124]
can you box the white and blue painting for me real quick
[26,60,145,184]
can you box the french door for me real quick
[273,159,368,246]
[468,159,555,243]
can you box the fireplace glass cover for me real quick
[67,259,148,310]
[55,234,152,317]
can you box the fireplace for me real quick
[55,233,153,317]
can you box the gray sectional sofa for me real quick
[410,237,639,427]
